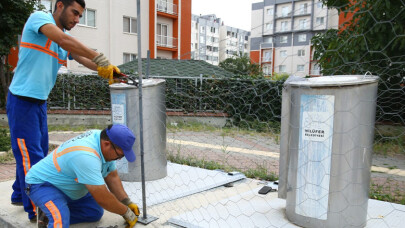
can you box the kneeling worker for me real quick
[25,124,139,227]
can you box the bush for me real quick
[0,128,11,151]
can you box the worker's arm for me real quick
[39,23,98,60]
[71,54,98,71]
[104,170,128,201]
[85,184,127,215]
[105,170,140,216]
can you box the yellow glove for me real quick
[92,53,120,84]
[121,198,140,216]
[97,65,120,85]
[122,207,137,228]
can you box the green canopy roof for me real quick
[118,59,234,78]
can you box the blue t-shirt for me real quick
[9,11,73,100]
[26,130,116,200]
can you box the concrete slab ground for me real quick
[1,175,405,228]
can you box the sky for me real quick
[192,0,262,31]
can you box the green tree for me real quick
[0,0,40,107]
[312,0,405,79]
[219,52,263,78]
[312,0,405,123]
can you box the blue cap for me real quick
[106,124,136,162]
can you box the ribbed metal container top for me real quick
[288,75,379,87]
[109,78,165,90]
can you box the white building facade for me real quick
[219,26,250,62]
[250,0,338,77]
[191,14,250,66]
[39,0,191,73]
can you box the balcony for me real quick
[310,69,321,75]
[262,57,272,63]
[156,35,178,49]
[294,8,311,16]
[274,27,291,33]
[157,0,178,16]
[276,12,292,19]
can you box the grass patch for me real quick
[167,151,278,182]
[374,125,405,156]
[370,180,405,205]
[0,152,15,164]
[167,120,280,143]
[48,124,104,132]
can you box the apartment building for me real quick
[39,0,191,73]
[191,14,221,65]
[219,26,250,62]
[191,14,250,66]
[250,0,338,77]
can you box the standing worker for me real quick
[7,0,119,222]
[25,124,140,227]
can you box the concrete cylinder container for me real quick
[110,79,167,181]
[282,75,379,228]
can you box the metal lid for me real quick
[288,75,379,87]
[109,78,165,90]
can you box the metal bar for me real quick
[136,0,158,224]
[136,0,146,218]
[146,50,150,79]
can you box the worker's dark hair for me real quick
[100,124,113,141]
[100,124,121,149]
[55,0,86,11]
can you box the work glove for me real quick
[92,53,120,85]
[122,207,137,228]
[121,198,140,216]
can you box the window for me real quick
[266,8,274,16]
[280,36,288,43]
[200,26,205,33]
[312,64,321,75]
[266,23,273,31]
[263,65,271,75]
[263,52,271,62]
[298,49,305,56]
[123,53,137,63]
[300,3,308,14]
[123,16,137,33]
[298,34,307,42]
[317,2,323,8]
[200,35,205,43]
[210,27,216,33]
[297,65,305,72]
[281,21,289,31]
[282,6,289,17]
[280,50,287,57]
[316,17,325,25]
[227,31,231,37]
[279,65,286,72]
[157,23,168,46]
[264,37,272,43]
[79,9,96,27]
[299,19,307,30]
